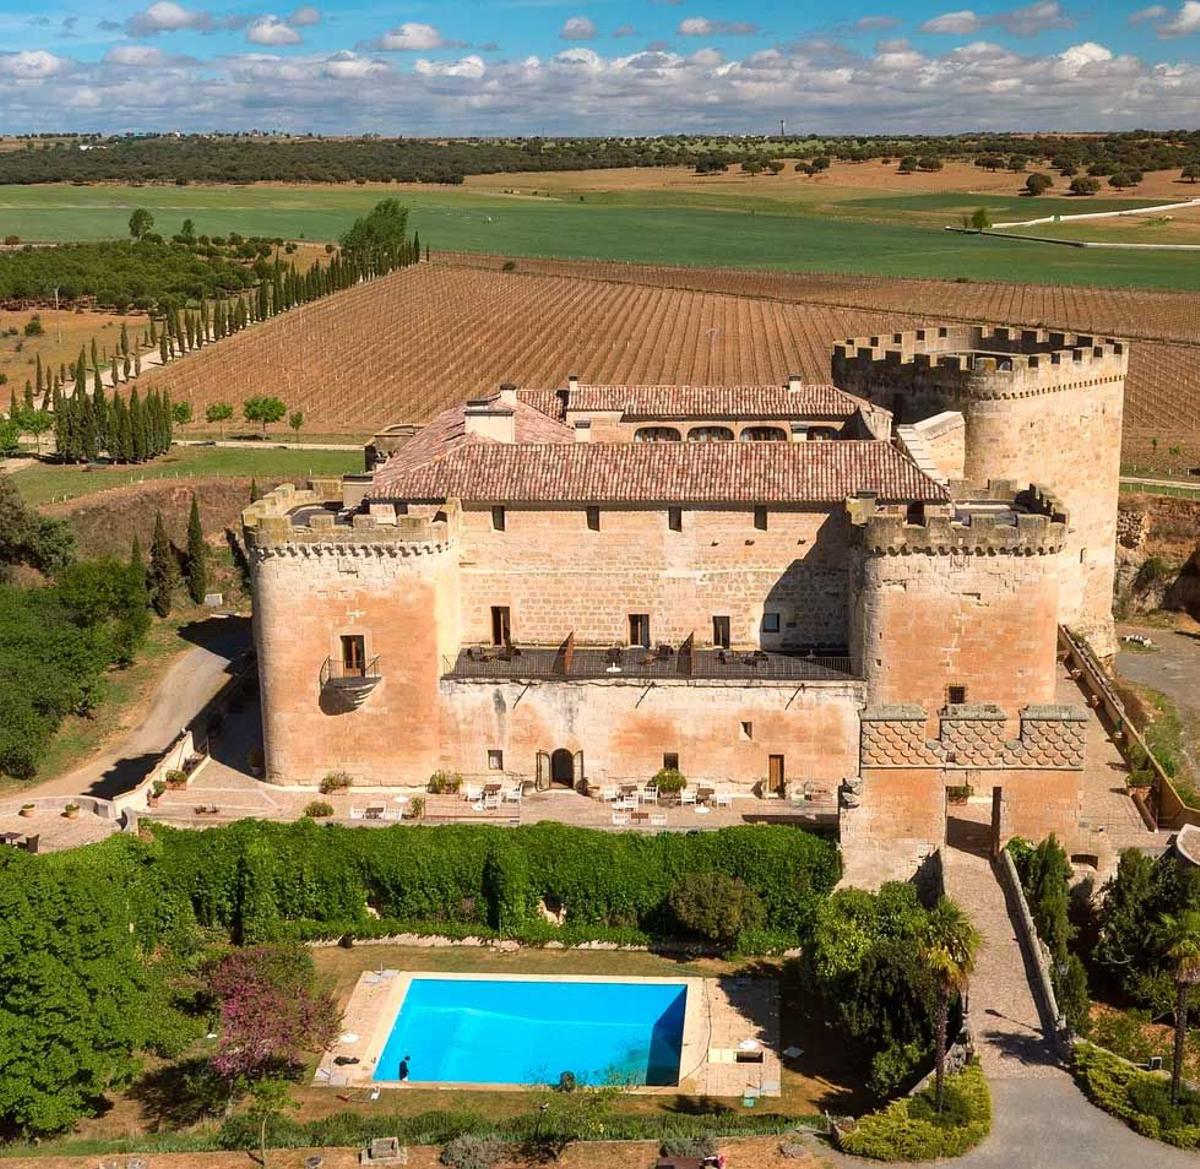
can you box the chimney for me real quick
[464,397,515,443]
[787,373,803,392]
[498,381,518,407]
[567,373,580,394]
[573,418,592,443]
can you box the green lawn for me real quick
[11,445,362,505]
[3,183,1200,289]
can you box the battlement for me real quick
[242,480,457,555]
[832,324,1127,400]
[848,479,1067,555]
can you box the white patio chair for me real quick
[503,784,523,803]
[615,795,638,810]
[349,807,364,820]
[464,784,483,802]
[611,811,630,826]
[680,788,697,806]
[483,793,500,811]
[639,784,658,805]
[599,784,618,802]
[650,812,667,826]
[714,789,734,808]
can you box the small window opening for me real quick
[948,684,967,706]
[340,634,365,677]
[762,612,781,634]
[490,605,511,647]
[586,506,600,531]
[754,506,768,531]
[668,507,682,532]
[629,613,651,648]
[712,615,731,649]
[488,749,504,771]
[662,752,680,772]
[491,505,506,531]
[740,721,753,741]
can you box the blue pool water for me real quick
[374,977,688,1087]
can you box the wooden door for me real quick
[535,751,551,791]
[340,634,365,677]
[768,754,785,795]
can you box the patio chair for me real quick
[680,788,697,806]
[464,784,483,802]
[615,795,638,810]
[639,784,658,804]
[611,811,630,826]
[714,789,734,808]
[503,784,523,803]
[349,807,364,820]
[599,784,618,802]
[482,793,500,811]
[650,812,668,827]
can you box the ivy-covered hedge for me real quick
[123,820,839,949]
[1074,1042,1200,1149]
[836,1060,991,1161]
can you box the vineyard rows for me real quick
[138,259,1199,458]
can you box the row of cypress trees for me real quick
[51,381,172,464]
[143,495,208,617]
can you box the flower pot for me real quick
[64,807,80,820]
[19,805,35,818]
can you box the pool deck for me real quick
[316,970,780,1099]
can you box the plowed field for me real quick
[137,256,1200,467]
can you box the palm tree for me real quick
[923,898,982,1112]
[1159,910,1200,1105]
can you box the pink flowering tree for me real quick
[206,945,340,1085]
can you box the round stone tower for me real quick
[833,325,1126,657]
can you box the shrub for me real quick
[303,801,334,819]
[661,1134,718,1158]
[1073,1042,1200,1148]
[441,1133,508,1169]
[670,871,765,949]
[319,770,351,795]
[653,766,686,793]
[838,1060,991,1161]
[151,780,167,798]
[407,795,426,820]
[428,770,462,794]
[164,769,187,788]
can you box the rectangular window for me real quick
[488,749,504,771]
[491,505,506,531]
[948,684,967,706]
[490,605,511,647]
[754,506,768,531]
[663,752,679,772]
[712,615,731,649]
[340,634,365,677]
[668,507,682,532]
[628,613,651,648]
[762,612,781,634]
[740,721,753,741]
[586,506,600,531]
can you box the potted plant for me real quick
[427,770,462,795]
[19,803,35,818]
[164,769,187,790]
[653,766,687,805]
[318,770,351,795]
[148,779,167,807]
[406,795,426,821]
[63,803,80,820]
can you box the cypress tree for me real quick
[111,354,120,386]
[92,376,107,455]
[90,337,99,375]
[8,386,17,419]
[76,388,97,462]
[119,394,134,462]
[159,333,169,365]
[123,354,132,380]
[130,388,146,462]
[134,351,142,377]
[249,478,260,502]
[35,353,43,397]
[120,322,130,357]
[161,390,174,453]
[147,510,178,618]
[149,318,157,346]
[186,493,208,604]
[52,383,67,458]
[109,394,127,462]
[23,380,33,410]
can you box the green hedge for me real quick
[1073,1042,1200,1149]
[122,820,839,949]
[837,1061,991,1161]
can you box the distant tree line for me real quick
[1,130,1198,187]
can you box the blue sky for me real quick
[1,1,1199,132]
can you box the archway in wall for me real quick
[944,782,1000,859]
[550,749,575,787]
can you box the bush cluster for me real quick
[837,1060,991,1161]
[144,819,840,949]
[1074,1043,1200,1149]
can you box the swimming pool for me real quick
[374,976,689,1087]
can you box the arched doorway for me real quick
[550,749,575,787]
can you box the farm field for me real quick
[3,163,1200,288]
[134,257,1200,470]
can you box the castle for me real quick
[243,325,1127,883]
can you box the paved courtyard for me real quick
[0,805,118,853]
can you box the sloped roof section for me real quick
[370,439,948,505]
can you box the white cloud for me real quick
[374,22,446,51]
[247,15,303,46]
[613,23,637,38]
[0,49,68,78]
[414,53,486,78]
[289,5,320,27]
[1129,5,1168,22]
[678,17,758,36]
[125,1,211,36]
[1056,40,1113,75]
[104,44,170,65]
[322,50,386,79]
[560,16,597,40]
[1159,1,1200,35]
[851,15,902,31]
[920,10,983,34]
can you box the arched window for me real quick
[634,426,682,443]
[687,426,735,443]
[739,426,788,442]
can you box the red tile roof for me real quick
[370,439,948,505]
[518,383,862,421]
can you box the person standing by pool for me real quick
[398,1055,411,1082]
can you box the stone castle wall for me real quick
[832,326,1126,655]
[458,504,852,650]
